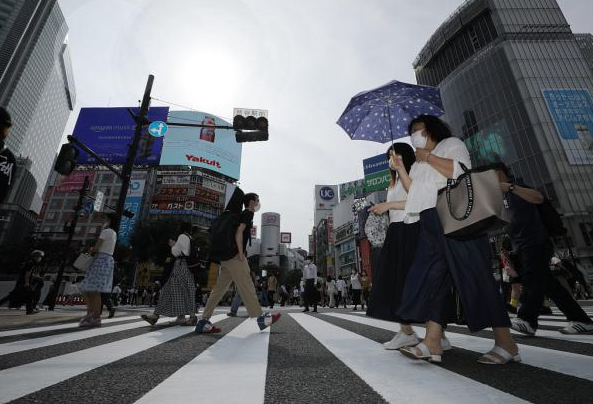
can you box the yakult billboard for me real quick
[160,111,242,180]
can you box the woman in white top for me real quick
[350,269,363,311]
[79,213,118,327]
[327,276,337,308]
[392,115,517,365]
[142,222,197,326]
[367,143,424,350]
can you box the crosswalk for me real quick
[0,307,592,404]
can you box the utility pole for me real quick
[113,75,154,231]
[47,176,90,311]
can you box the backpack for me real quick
[537,198,567,237]
[209,210,240,262]
[182,233,201,270]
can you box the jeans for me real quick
[230,291,242,315]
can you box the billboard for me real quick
[363,153,390,193]
[464,120,516,166]
[314,185,338,210]
[339,179,365,201]
[280,232,292,244]
[160,111,243,180]
[118,171,147,245]
[73,107,169,165]
[55,171,96,193]
[542,89,593,165]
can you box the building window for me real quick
[49,199,63,209]
[579,223,593,247]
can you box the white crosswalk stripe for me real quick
[0,309,592,404]
[323,312,593,382]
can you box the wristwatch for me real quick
[509,183,516,193]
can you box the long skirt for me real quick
[396,209,510,332]
[367,222,420,321]
[79,253,114,293]
[155,258,196,317]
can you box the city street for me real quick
[1,303,592,404]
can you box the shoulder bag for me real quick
[436,163,509,240]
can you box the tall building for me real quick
[0,0,75,212]
[575,33,593,74]
[413,0,593,267]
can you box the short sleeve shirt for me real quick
[239,210,254,252]
[504,182,548,250]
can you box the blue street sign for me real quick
[148,121,168,138]
[83,200,94,216]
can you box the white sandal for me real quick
[477,346,521,365]
[400,342,442,363]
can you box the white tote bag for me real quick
[73,253,94,272]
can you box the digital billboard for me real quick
[463,120,516,166]
[73,107,169,165]
[542,89,593,165]
[160,111,242,180]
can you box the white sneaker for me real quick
[511,317,536,336]
[441,336,453,351]
[383,331,420,350]
[560,322,593,335]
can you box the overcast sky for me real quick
[58,0,593,249]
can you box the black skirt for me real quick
[396,209,511,332]
[366,221,420,321]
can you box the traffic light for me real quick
[54,144,79,175]
[233,115,269,143]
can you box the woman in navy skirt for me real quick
[367,143,426,350]
[393,115,518,365]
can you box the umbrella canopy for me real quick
[337,80,444,143]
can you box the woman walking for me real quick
[142,222,197,326]
[367,143,425,350]
[79,213,117,327]
[393,115,517,364]
[327,276,337,308]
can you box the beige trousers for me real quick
[202,255,263,319]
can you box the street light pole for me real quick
[113,75,154,231]
[47,175,90,311]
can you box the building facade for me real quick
[575,33,593,74]
[414,0,593,269]
[0,0,75,212]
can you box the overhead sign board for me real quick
[94,190,105,212]
[233,108,268,118]
[363,153,390,193]
[280,232,292,244]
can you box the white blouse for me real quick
[171,233,191,257]
[387,180,418,224]
[404,137,471,223]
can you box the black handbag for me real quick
[436,163,509,239]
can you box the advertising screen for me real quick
[463,120,516,166]
[542,88,593,165]
[118,171,147,245]
[339,179,365,201]
[160,111,243,180]
[55,171,96,193]
[73,107,169,165]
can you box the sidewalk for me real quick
[0,305,152,331]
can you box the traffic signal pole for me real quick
[113,75,154,231]
[47,176,90,311]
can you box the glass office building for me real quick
[414,0,593,266]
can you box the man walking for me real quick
[497,164,593,335]
[267,272,278,309]
[302,255,318,313]
[0,107,16,204]
[196,190,281,333]
[336,276,347,308]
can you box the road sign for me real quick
[233,108,268,118]
[83,200,94,216]
[94,190,105,212]
[148,121,168,137]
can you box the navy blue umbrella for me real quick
[337,80,444,143]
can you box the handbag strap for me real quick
[445,163,474,221]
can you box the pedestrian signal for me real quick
[54,144,79,175]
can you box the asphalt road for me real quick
[0,305,592,404]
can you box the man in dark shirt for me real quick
[197,191,281,333]
[0,107,17,204]
[497,164,593,335]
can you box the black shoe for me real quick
[302,309,310,313]
[506,304,517,314]
[108,308,116,319]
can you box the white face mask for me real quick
[254,202,261,212]
[411,130,427,149]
